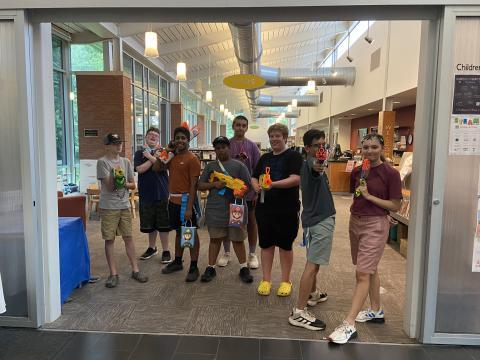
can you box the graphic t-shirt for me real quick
[229,138,260,201]
[96,156,134,210]
[199,159,251,227]
[253,149,303,214]
[168,151,201,205]
[134,149,169,203]
[350,162,402,216]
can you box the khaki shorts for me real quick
[208,226,247,242]
[349,214,389,274]
[100,208,132,240]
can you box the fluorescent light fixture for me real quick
[144,31,159,58]
[206,90,213,103]
[176,62,187,81]
[306,80,316,94]
[292,99,298,108]
[393,101,401,104]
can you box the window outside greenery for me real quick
[71,42,104,71]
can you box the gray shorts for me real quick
[304,216,335,266]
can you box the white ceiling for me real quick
[116,21,352,115]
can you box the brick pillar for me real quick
[378,111,396,159]
[77,73,132,160]
[170,103,183,138]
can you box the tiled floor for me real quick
[44,195,412,343]
[1,328,479,360]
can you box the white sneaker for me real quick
[288,308,326,331]
[328,321,357,344]
[217,252,230,267]
[355,308,385,323]
[307,289,328,306]
[248,253,259,269]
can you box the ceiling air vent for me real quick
[370,48,381,72]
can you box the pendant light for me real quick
[292,99,298,108]
[206,53,213,103]
[306,80,316,94]
[144,30,159,58]
[346,32,354,63]
[287,105,292,113]
[176,31,187,80]
[220,104,225,112]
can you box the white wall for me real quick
[296,20,422,130]
[246,118,271,149]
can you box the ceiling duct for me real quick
[257,110,301,118]
[259,66,355,87]
[256,95,318,107]
[228,22,356,119]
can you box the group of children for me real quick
[96,116,402,344]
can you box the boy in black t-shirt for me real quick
[134,127,171,264]
[252,124,303,298]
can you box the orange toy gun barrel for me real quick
[259,167,272,203]
[354,159,371,197]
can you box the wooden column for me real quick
[197,115,206,146]
[378,111,396,159]
[170,103,183,138]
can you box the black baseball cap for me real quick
[212,136,230,147]
[104,133,124,145]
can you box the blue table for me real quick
[58,217,91,304]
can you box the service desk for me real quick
[326,160,351,193]
[58,217,91,303]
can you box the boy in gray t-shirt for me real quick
[96,133,148,288]
[197,136,254,284]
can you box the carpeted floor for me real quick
[44,195,415,344]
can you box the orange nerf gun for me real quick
[354,159,371,197]
[209,171,248,198]
[259,167,272,203]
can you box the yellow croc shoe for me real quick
[277,281,292,297]
[257,280,272,296]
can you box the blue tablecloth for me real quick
[58,217,91,304]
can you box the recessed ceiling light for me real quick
[350,113,355,116]
[393,101,401,104]
[367,108,374,111]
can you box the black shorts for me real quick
[255,205,299,251]
[168,201,199,233]
[139,199,171,233]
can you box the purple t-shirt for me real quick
[229,137,261,201]
[350,163,402,216]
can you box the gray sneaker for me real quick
[131,271,148,283]
[105,275,119,288]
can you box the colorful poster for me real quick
[449,115,480,155]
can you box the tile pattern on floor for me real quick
[44,196,412,343]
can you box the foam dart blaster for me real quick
[315,145,328,166]
[354,159,371,197]
[259,167,272,203]
[209,171,248,198]
[112,167,126,190]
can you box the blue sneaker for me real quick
[355,308,385,323]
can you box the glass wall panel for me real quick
[70,42,104,71]
[149,94,159,128]
[149,70,159,94]
[123,53,133,79]
[53,71,66,165]
[161,79,168,99]
[134,61,143,87]
[134,86,145,151]
[0,20,28,318]
[52,37,62,69]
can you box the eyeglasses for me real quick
[362,133,385,146]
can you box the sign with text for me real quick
[452,75,480,115]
